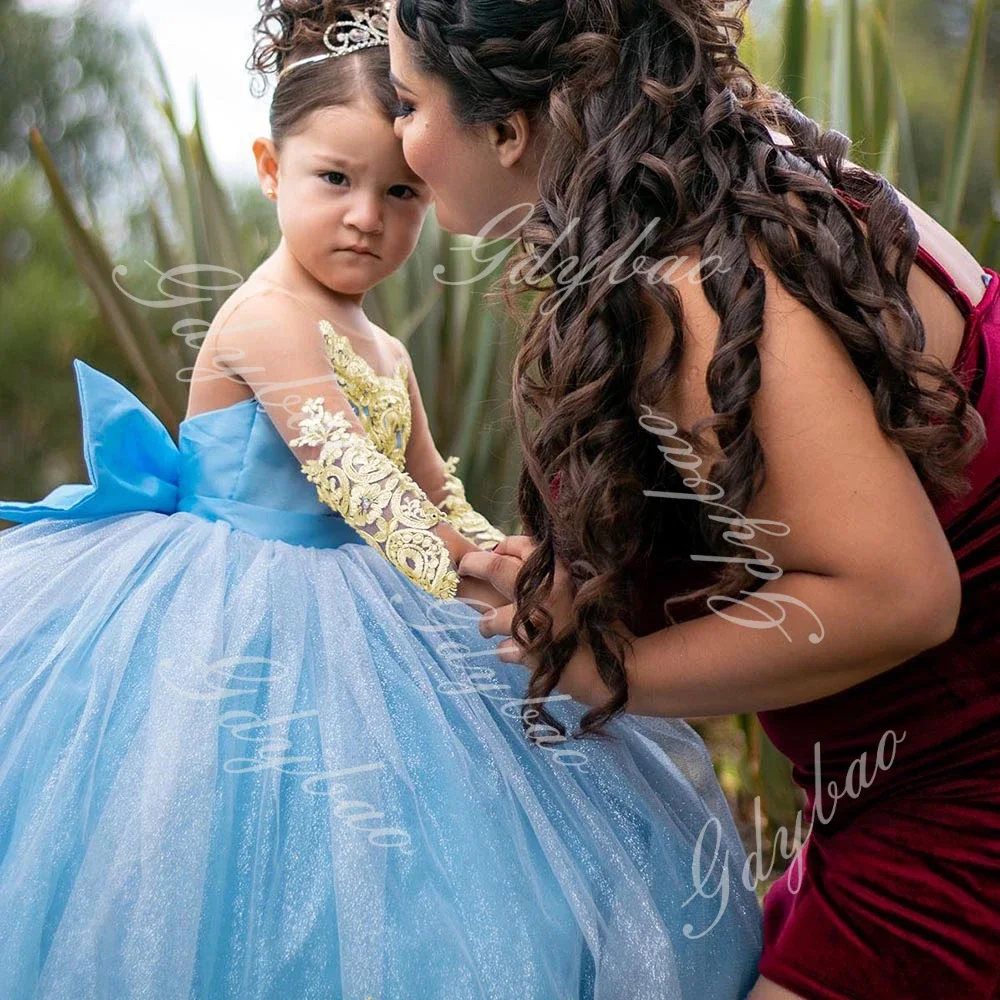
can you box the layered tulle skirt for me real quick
[0,511,762,999]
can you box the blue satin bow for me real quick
[0,360,179,524]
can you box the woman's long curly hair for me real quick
[393,0,986,740]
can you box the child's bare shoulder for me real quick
[206,282,322,348]
[372,325,410,365]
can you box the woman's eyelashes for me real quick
[319,171,418,200]
[393,99,415,120]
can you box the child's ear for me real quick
[252,137,280,200]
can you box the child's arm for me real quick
[390,337,507,552]
[211,291,467,600]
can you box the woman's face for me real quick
[387,10,540,239]
[256,100,432,297]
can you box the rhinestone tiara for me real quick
[278,3,391,82]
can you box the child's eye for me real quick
[393,100,415,121]
[389,185,418,200]
[321,171,348,186]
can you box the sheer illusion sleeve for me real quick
[289,398,459,599]
[435,455,505,551]
[391,339,506,551]
[209,290,460,600]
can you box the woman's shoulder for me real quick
[637,236,963,624]
[648,178,979,384]
[769,127,985,302]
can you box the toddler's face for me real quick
[270,100,433,295]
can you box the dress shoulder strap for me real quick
[832,187,977,319]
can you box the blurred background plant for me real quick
[1,0,997,889]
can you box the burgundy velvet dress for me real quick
[551,193,1000,998]
[755,196,1000,999]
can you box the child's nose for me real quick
[344,192,384,234]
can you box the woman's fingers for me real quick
[455,575,509,615]
[459,550,519,601]
[459,550,518,597]
[461,536,549,654]
[478,602,514,639]
[476,603,554,643]
[459,534,538,602]
[493,534,537,560]
[496,640,527,664]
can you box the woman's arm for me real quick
[611,569,953,717]
[465,545,955,716]
[462,253,963,715]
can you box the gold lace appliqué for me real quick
[438,455,505,550]
[291,398,459,601]
[321,320,411,470]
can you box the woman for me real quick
[387,0,1000,998]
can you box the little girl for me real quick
[0,2,763,997]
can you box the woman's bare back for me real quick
[642,165,989,458]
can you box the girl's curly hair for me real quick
[393,0,987,741]
[248,0,398,142]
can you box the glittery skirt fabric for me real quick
[0,512,762,999]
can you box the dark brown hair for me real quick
[394,0,986,740]
[248,0,399,144]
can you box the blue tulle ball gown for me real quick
[0,360,762,999]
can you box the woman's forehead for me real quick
[387,8,423,83]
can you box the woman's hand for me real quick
[458,536,626,707]
[455,573,509,614]
[458,535,578,649]
[537,639,620,708]
[458,534,576,650]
